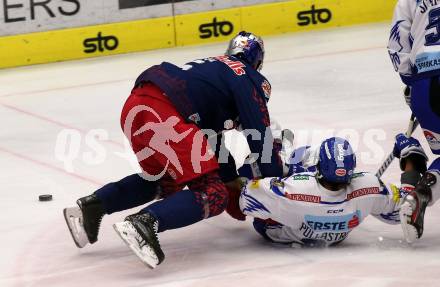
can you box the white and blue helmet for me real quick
[318,137,356,184]
[226,31,265,71]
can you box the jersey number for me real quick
[426,8,440,46]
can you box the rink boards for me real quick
[0,0,396,69]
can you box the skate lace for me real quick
[95,215,103,234]
[135,231,147,247]
[150,219,162,251]
[153,221,159,233]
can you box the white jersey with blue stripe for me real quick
[239,172,402,245]
[388,0,440,83]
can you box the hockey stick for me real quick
[375,114,419,179]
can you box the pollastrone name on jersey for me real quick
[299,223,349,242]
[215,55,246,75]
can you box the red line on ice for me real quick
[1,103,124,148]
[0,146,102,186]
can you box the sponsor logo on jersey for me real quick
[284,193,321,203]
[304,211,361,232]
[327,209,344,214]
[293,175,310,180]
[335,168,346,177]
[199,17,234,39]
[215,55,246,75]
[423,129,440,150]
[415,57,440,72]
[83,32,119,53]
[297,5,332,26]
[261,80,271,100]
[347,187,380,200]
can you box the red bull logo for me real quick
[335,168,346,177]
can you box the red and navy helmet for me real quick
[318,137,356,184]
[226,31,265,71]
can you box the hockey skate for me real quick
[63,194,104,248]
[113,213,164,269]
[400,172,436,243]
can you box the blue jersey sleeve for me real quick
[232,72,283,178]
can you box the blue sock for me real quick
[143,190,203,232]
[95,174,158,214]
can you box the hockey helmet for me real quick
[317,137,356,186]
[226,31,265,71]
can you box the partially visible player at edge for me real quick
[63,31,283,268]
[388,0,440,243]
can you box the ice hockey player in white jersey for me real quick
[388,0,440,244]
[231,135,437,246]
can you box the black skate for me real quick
[400,172,436,243]
[113,213,165,269]
[63,194,104,248]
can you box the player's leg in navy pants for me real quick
[411,76,440,203]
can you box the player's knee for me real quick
[188,171,228,218]
[205,181,228,217]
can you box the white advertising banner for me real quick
[0,0,286,36]
[0,0,174,36]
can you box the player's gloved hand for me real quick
[403,86,412,107]
[225,178,248,221]
[393,134,428,172]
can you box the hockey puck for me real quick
[39,194,53,202]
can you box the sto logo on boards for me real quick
[83,32,119,53]
[297,5,332,26]
[199,17,234,39]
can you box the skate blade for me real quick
[63,207,90,248]
[113,222,159,269]
[400,203,418,244]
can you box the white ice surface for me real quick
[1,23,440,287]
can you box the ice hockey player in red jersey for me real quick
[63,31,283,268]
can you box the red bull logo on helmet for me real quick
[335,168,346,177]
